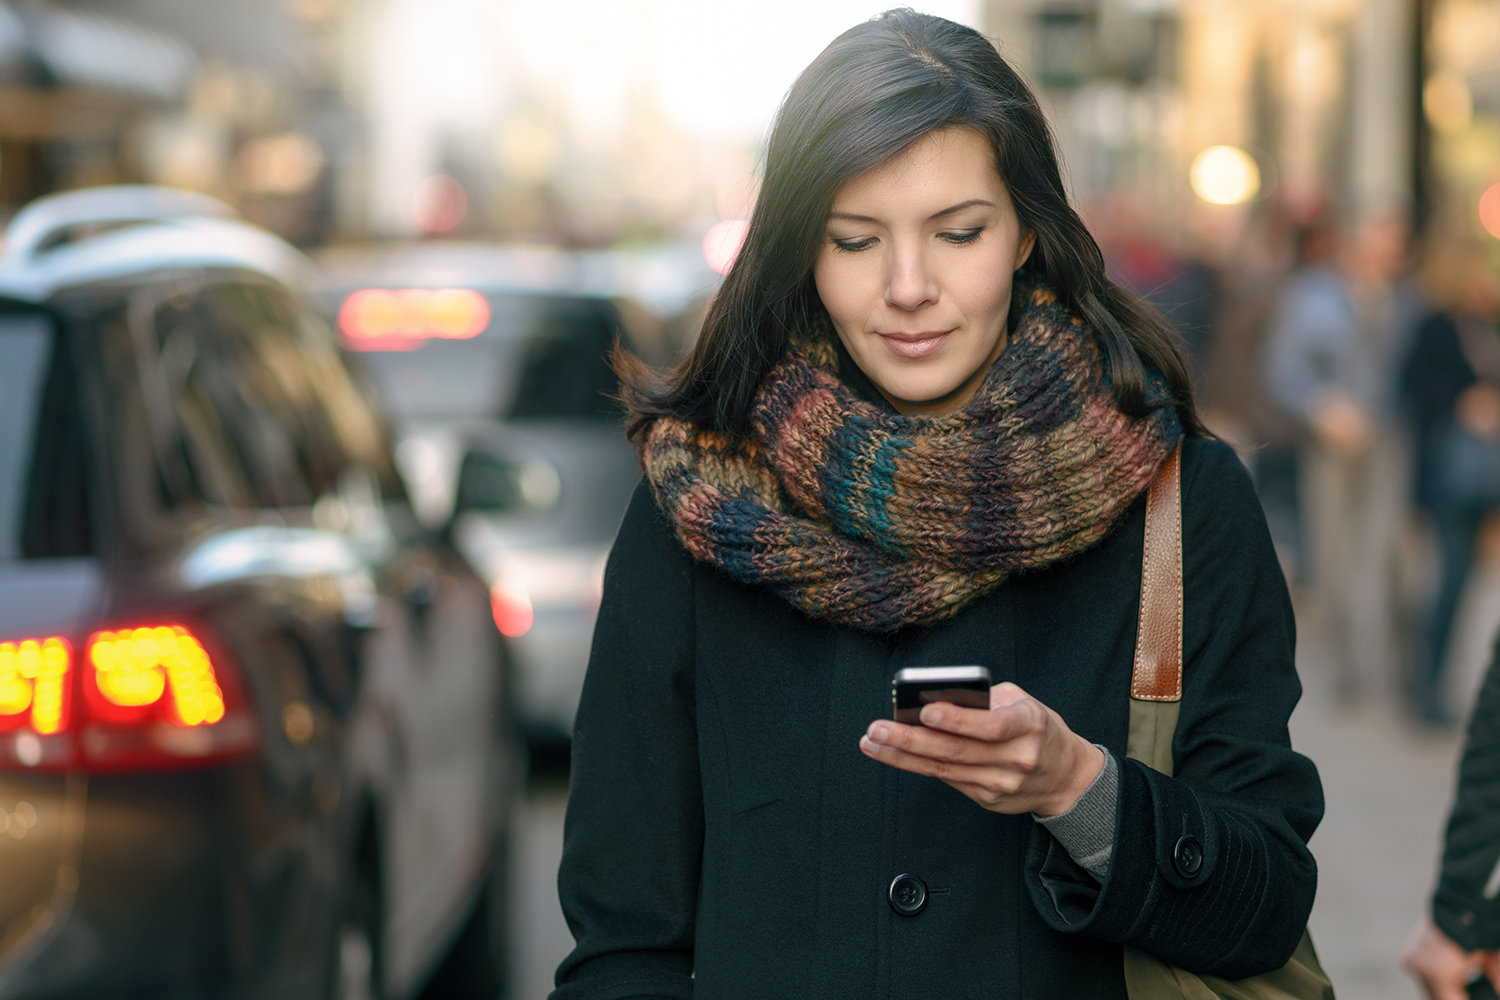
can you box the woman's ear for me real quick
[1015,229,1037,271]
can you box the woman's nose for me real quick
[885,245,938,311]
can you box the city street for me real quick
[506,603,1497,1000]
[0,0,1493,995]
[510,773,572,1000]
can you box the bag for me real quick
[1123,444,1336,1000]
[1438,423,1500,510]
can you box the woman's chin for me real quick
[880,382,969,416]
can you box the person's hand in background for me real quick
[1403,916,1500,1000]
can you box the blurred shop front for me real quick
[0,3,196,209]
[984,0,1421,237]
[982,0,1499,250]
[0,0,354,247]
[1421,0,1500,241]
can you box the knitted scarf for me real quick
[635,280,1183,633]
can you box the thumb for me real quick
[990,681,1031,710]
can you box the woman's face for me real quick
[814,128,1035,416]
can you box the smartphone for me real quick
[891,666,993,725]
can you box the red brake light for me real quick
[88,627,226,726]
[0,623,258,773]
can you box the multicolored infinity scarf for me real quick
[636,281,1184,633]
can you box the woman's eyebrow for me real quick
[929,198,996,219]
[827,199,997,224]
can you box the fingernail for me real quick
[867,722,891,744]
[859,735,879,754]
[921,705,942,725]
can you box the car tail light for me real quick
[0,638,72,737]
[0,623,258,773]
[338,288,490,350]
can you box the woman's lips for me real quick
[879,330,952,359]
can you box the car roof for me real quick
[0,186,314,305]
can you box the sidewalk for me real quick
[1293,636,1464,999]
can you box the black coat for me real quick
[552,435,1323,1000]
[1400,310,1478,512]
[1433,634,1500,949]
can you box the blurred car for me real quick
[314,244,684,753]
[0,186,514,998]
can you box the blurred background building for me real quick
[0,0,1494,256]
[0,1,1487,239]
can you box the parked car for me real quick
[0,186,515,998]
[314,244,687,754]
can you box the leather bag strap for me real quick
[1133,444,1184,702]
[1123,442,1338,998]
[1127,444,1183,778]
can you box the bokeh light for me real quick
[1424,73,1474,133]
[413,174,468,232]
[1188,145,1262,206]
[339,288,491,344]
[236,132,325,195]
[1480,183,1500,240]
[702,219,750,275]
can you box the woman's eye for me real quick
[942,228,984,245]
[831,236,876,253]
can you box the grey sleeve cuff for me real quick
[1034,746,1119,881]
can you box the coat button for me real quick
[1172,836,1204,879]
[888,873,928,916]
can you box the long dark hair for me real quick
[619,8,1204,439]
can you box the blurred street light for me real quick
[1188,144,1261,206]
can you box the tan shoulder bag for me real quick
[1124,444,1336,1000]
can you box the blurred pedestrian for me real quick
[552,11,1324,999]
[1403,635,1500,999]
[1401,238,1500,725]
[1265,214,1421,704]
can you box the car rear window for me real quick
[0,310,92,560]
[353,294,622,422]
[60,272,399,547]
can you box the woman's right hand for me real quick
[858,681,1103,818]
[1402,916,1499,1000]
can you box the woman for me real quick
[553,11,1323,998]
[1400,237,1500,726]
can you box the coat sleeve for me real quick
[550,482,701,1000]
[1432,636,1500,951]
[1024,436,1324,979]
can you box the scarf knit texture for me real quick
[636,280,1183,633]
